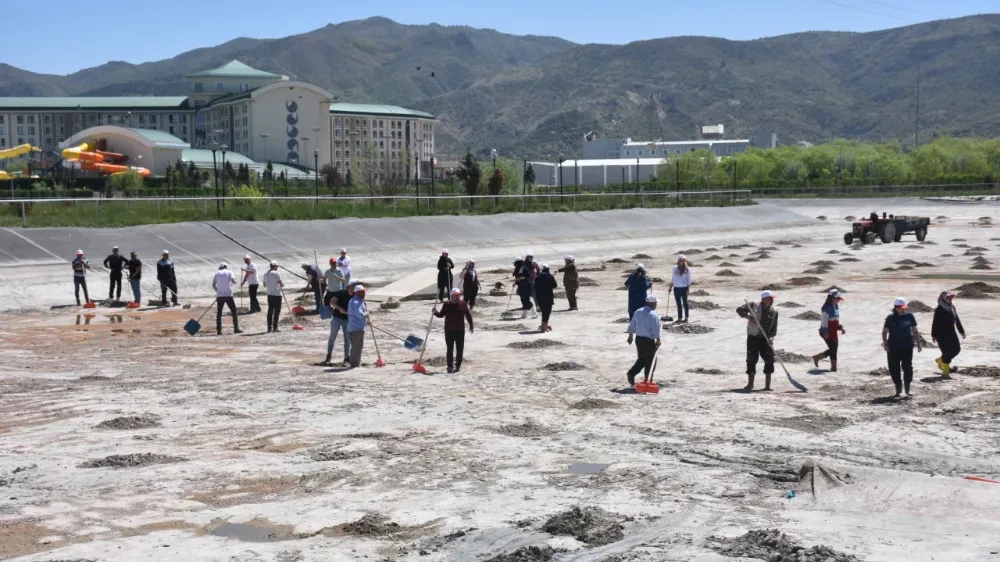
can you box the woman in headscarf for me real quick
[931,290,965,379]
[462,260,481,310]
[624,264,652,319]
[812,289,846,372]
[513,258,535,320]
[533,264,558,332]
[670,254,692,323]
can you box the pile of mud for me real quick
[95,415,161,430]
[776,350,811,363]
[689,367,725,375]
[792,311,822,321]
[545,362,584,371]
[955,282,1000,299]
[820,285,848,294]
[507,339,564,349]
[691,289,711,296]
[689,300,721,310]
[705,255,724,261]
[958,365,1000,377]
[484,546,565,562]
[906,300,934,313]
[777,302,803,309]
[79,453,186,469]
[839,257,861,262]
[310,448,363,462]
[541,506,625,546]
[632,253,653,259]
[570,398,619,410]
[577,277,600,287]
[664,323,715,334]
[481,323,531,331]
[864,367,889,377]
[614,317,630,323]
[605,258,627,264]
[496,420,550,437]
[788,276,823,286]
[711,529,862,562]
[716,269,740,277]
[337,513,403,537]
[970,263,995,270]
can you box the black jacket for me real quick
[437,256,454,274]
[104,253,128,272]
[156,259,175,282]
[533,272,558,305]
[931,305,965,345]
[127,258,142,280]
[463,269,480,294]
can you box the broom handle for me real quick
[368,316,383,359]
[417,307,436,363]
[369,324,408,343]
[196,298,216,323]
[279,286,296,320]
[743,299,791,376]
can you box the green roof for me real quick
[330,103,434,119]
[0,96,190,111]
[181,148,256,167]
[186,60,282,79]
[127,128,188,148]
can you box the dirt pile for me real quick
[605,257,627,264]
[810,260,836,267]
[691,289,711,296]
[665,323,715,334]
[310,448,363,462]
[716,269,740,277]
[906,300,934,313]
[816,215,827,220]
[577,277,599,287]
[678,248,704,255]
[959,366,1000,377]
[970,263,994,270]
[338,513,403,537]
[570,398,619,410]
[905,245,922,249]
[896,259,919,265]
[544,362,584,371]
[95,415,161,430]
[802,267,831,275]
[792,311,822,321]
[79,453,186,469]
[496,420,550,437]
[689,300,721,310]
[777,302,803,309]
[481,323,531,332]
[711,529,862,562]
[956,282,1000,293]
[844,216,855,221]
[484,546,565,562]
[776,350,811,363]
[864,367,889,377]
[507,339,564,349]
[820,285,848,294]
[788,277,823,286]
[541,506,625,546]
[839,257,861,262]
[632,253,653,259]
[719,262,739,267]
[705,255,723,261]
[689,367,725,375]
[613,317,630,323]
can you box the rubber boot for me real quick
[744,373,755,391]
[764,373,773,391]
[233,320,243,334]
[520,310,527,319]
[904,382,912,399]
[893,382,902,398]
[941,362,951,379]
[935,356,944,373]
[812,354,822,368]
[830,359,837,373]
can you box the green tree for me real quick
[107,171,143,193]
[186,161,198,188]
[455,149,482,203]
[524,163,536,191]
[487,167,505,205]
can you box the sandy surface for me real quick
[2,200,1000,561]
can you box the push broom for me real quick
[367,317,386,368]
[412,307,437,374]
[280,286,305,331]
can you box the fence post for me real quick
[522,194,525,210]
[492,197,496,213]
[96,198,100,220]
[204,198,208,217]
[21,201,26,226]
[157,199,161,220]
[353,198,356,214]
[267,198,271,218]
[458,197,461,212]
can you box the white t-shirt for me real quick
[337,255,352,277]
[214,270,236,297]
[244,262,259,285]
[263,270,283,297]
[671,266,692,288]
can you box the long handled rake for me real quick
[743,299,807,392]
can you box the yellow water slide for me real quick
[0,143,40,180]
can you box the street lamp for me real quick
[221,144,228,206]
[636,156,640,192]
[259,133,270,162]
[313,148,319,201]
[210,142,220,218]
[301,136,311,168]
[558,156,564,196]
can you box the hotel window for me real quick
[727,147,733,154]
[194,82,204,92]
[181,126,187,134]
[45,137,52,146]
[624,150,631,156]
[27,126,35,135]
[169,115,175,123]
[139,115,146,124]
[16,116,24,124]
[216,82,224,91]
[43,115,50,124]
[0,116,4,124]
[27,116,35,124]
[335,129,340,137]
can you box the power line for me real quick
[855,0,942,19]
[813,0,919,23]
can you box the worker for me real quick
[433,287,475,373]
[126,251,142,304]
[624,264,652,319]
[670,254,692,323]
[324,258,345,305]
[736,290,779,391]
[513,258,536,319]
[347,285,369,368]
[213,263,242,335]
[883,297,922,398]
[437,249,455,301]
[812,289,846,372]
[932,291,964,379]
[533,264,558,332]
[337,248,352,288]
[103,246,128,302]
[241,255,261,314]
[462,260,481,309]
[262,261,283,333]
[626,294,661,387]
[557,256,579,311]
[301,262,323,310]
[157,250,179,306]
[323,282,355,366]
[71,249,91,306]
[870,211,879,224]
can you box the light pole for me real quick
[313,148,319,202]
[259,133,270,162]
[210,142,220,218]
[221,144,228,207]
[301,136,311,169]
[558,156,564,196]
[636,156,640,192]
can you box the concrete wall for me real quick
[250,85,331,169]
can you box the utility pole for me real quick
[915,64,921,147]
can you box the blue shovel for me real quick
[370,324,424,350]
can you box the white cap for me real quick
[829,289,843,299]
[354,285,366,292]
[219,263,228,269]
[244,255,251,260]
[75,249,84,255]
[646,295,657,303]
[760,290,775,299]
[162,249,169,254]
[526,251,534,257]
[468,258,475,264]
[678,254,686,260]
[269,261,279,267]
[442,248,448,254]
[451,288,462,296]
[541,263,549,269]
[894,297,907,307]
[340,248,347,253]
[112,245,119,250]
[565,255,574,261]
[636,263,645,270]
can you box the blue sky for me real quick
[6,0,996,75]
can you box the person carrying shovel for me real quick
[533,264,558,333]
[462,260,481,310]
[157,250,179,306]
[736,290,779,391]
[437,249,455,302]
[346,285,369,368]
[557,256,579,311]
[322,282,355,366]
[71,249,91,306]
[213,263,242,336]
[626,294,661,387]
[433,288,474,373]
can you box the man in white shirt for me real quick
[241,255,261,314]
[213,263,242,336]
[324,257,345,305]
[337,249,352,288]
[626,295,662,387]
[262,261,284,333]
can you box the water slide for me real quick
[0,143,41,180]
[61,143,150,177]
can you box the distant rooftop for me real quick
[186,60,283,80]
[330,103,433,119]
[127,128,188,148]
[0,97,190,111]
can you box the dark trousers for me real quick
[108,271,122,300]
[887,346,914,390]
[464,289,478,309]
[673,286,689,319]
[746,335,775,375]
[437,272,453,301]
[349,330,365,367]
[445,328,465,370]
[216,296,239,333]
[310,280,322,310]
[627,336,657,382]
[519,291,533,310]
[74,276,89,305]
[248,284,261,312]
[539,302,553,323]
[566,287,578,309]
[820,338,839,361]
[266,295,282,331]
[160,279,178,305]
[939,339,961,365]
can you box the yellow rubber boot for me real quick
[941,362,951,379]
[935,356,944,373]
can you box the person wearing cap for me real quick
[323,282,356,365]
[347,285,369,368]
[626,294,662,387]
[262,261,284,333]
[512,257,536,319]
[461,260,481,310]
[126,251,142,304]
[533,264,558,332]
[324,258,346,305]
[557,256,579,311]
[157,251,179,306]
[437,249,455,302]
[882,297,922,398]
[812,289,846,371]
[434,287,475,373]
[670,254,693,323]
[337,249,352,288]
[240,255,261,314]
[301,262,323,311]
[932,291,966,379]
[213,264,242,335]
[624,264,653,320]
[736,290,780,391]
[103,246,128,302]
[71,250,91,306]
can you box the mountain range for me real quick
[3,15,999,159]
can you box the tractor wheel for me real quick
[864,232,876,245]
[879,222,896,244]
[916,227,927,242]
[893,231,903,242]
[843,233,854,245]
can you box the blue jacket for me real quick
[347,296,368,332]
[625,272,652,314]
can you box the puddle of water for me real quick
[569,463,610,475]
[210,523,289,542]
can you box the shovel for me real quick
[661,287,674,323]
[412,307,436,374]
[184,299,218,336]
[370,324,424,350]
[743,299,807,392]
[319,304,333,320]
[280,286,305,331]
[368,317,385,368]
[635,354,660,394]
